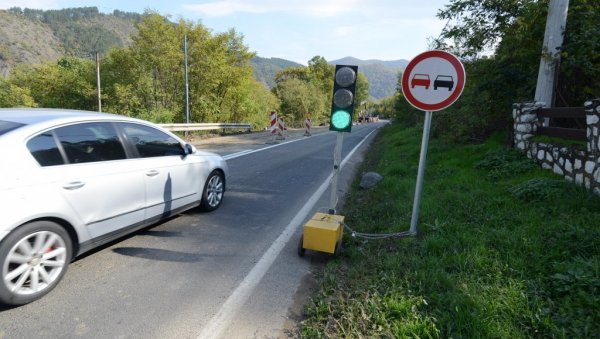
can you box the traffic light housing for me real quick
[329,65,358,132]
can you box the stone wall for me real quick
[512,99,600,196]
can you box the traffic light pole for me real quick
[409,110,433,234]
[329,132,344,214]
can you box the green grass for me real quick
[300,124,600,338]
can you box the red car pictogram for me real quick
[410,73,430,89]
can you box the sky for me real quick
[1,0,451,65]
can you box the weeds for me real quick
[475,147,537,180]
[510,178,567,201]
[301,124,600,338]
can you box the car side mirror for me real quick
[184,143,196,155]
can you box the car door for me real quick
[27,122,146,240]
[119,123,205,222]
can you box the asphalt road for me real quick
[0,122,386,338]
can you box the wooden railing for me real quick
[537,107,586,141]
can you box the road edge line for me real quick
[197,128,378,339]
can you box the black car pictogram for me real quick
[434,75,454,91]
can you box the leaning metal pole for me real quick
[409,110,433,234]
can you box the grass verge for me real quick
[300,123,599,338]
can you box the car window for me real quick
[121,123,183,158]
[55,122,127,164]
[0,120,25,136]
[27,132,65,166]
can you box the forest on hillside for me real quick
[0,9,371,129]
[3,7,138,62]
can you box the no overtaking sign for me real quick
[401,50,465,112]
[402,50,466,235]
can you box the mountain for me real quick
[330,56,409,69]
[0,8,402,100]
[330,57,408,99]
[250,56,304,88]
[0,7,139,77]
[252,56,407,100]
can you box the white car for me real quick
[0,108,228,305]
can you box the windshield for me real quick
[0,120,25,136]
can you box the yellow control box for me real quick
[301,212,344,254]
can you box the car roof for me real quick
[0,108,159,142]
[0,108,132,125]
[1,108,151,129]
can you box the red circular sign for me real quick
[401,50,466,111]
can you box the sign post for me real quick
[401,50,466,234]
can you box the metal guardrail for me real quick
[158,123,252,132]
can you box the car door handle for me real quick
[145,170,160,177]
[62,181,85,190]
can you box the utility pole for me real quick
[96,52,102,112]
[184,34,190,125]
[534,0,569,125]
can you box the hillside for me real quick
[251,56,407,100]
[0,7,403,100]
[331,57,407,99]
[0,7,138,76]
[250,56,304,88]
[330,56,409,69]
[0,10,64,77]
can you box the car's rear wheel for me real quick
[0,221,72,306]
[200,170,225,211]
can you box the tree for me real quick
[227,77,279,129]
[393,72,422,127]
[272,55,371,126]
[0,76,36,107]
[275,77,325,126]
[373,95,396,119]
[308,56,335,98]
[436,0,538,58]
[10,57,96,109]
[430,0,600,142]
[355,72,370,112]
[100,12,270,125]
[274,66,311,84]
[131,12,183,115]
[187,27,256,122]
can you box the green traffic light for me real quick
[331,110,351,130]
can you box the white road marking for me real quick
[197,129,378,339]
[222,133,327,160]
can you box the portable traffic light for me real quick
[329,65,358,132]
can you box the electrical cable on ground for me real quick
[315,207,414,240]
[342,222,414,240]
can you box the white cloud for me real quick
[332,26,356,37]
[183,0,360,18]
